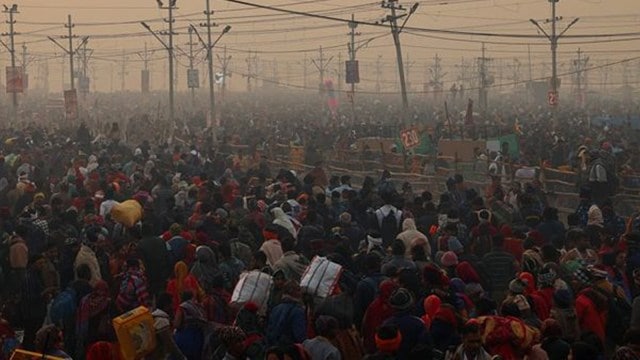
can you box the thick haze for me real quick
[5,0,640,94]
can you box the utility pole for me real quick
[429,53,446,100]
[216,46,231,99]
[48,15,88,91]
[2,4,19,112]
[245,51,258,92]
[65,15,75,90]
[311,46,332,91]
[187,26,196,103]
[43,59,48,94]
[404,52,414,92]
[301,54,308,88]
[376,55,382,93]
[381,0,419,112]
[477,43,491,111]
[347,14,364,123]
[530,0,579,106]
[573,48,589,108]
[336,52,342,93]
[141,0,177,124]
[137,42,154,93]
[119,49,128,92]
[20,42,24,89]
[201,0,217,142]
[80,42,93,96]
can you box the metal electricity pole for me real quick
[2,4,18,111]
[530,0,579,106]
[141,0,177,124]
[381,0,418,112]
[477,43,491,111]
[137,42,155,93]
[187,26,196,103]
[573,48,589,108]
[216,46,231,99]
[201,0,217,143]
[245,51,258,92]
[311,46,332,91]
[65,15,75,89]
[48,15,88,91]
[376,55,382,93]
[119,49,128,92]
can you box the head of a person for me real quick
[156,292,174,314]
[76,263,92,281]
[389,287,414,313]
[29,254,46,271]
[461,320,484,356]
[174,261,188,279]
[391,240,406,256]
[265,344,309,360]
[251,250,267,270]
[314,315,339,339]
[568,229,589,251]
[273,269,287,289]
[375,325,402,354]
[280,236,296,253]
[564,229,589,250]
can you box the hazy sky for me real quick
[5,0,640,93]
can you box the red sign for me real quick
[6,66,23,93]
[547,90,559,106]
[400,128,420,149]
[64,89,78,120]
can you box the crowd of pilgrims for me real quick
[0,122,639,360]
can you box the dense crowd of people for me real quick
[0,90,638,360]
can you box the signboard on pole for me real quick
[6,66,23,93]
[187,69,199,89]
[64,89,78,121]
[345,60,359,84]
[547,90,559,106]
[400,128,420,149]
[141,70,150,93]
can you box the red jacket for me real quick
[575,288,607,343]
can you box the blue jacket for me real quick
[266,299,307,346]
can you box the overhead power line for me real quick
[225,0,640,40]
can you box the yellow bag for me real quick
[110,200,143,228]
[112,306,156,360]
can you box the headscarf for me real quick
[174,261,189,295]
[367,234,383,253]
[518,272,536,295]
[422,294,442,328]
[271,207,296,239]
[190,246,218,290]
[455,262,481,284]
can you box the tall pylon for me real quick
[311,46,332,92]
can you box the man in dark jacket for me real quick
[137,221,172,297]
[382,288,432,358]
